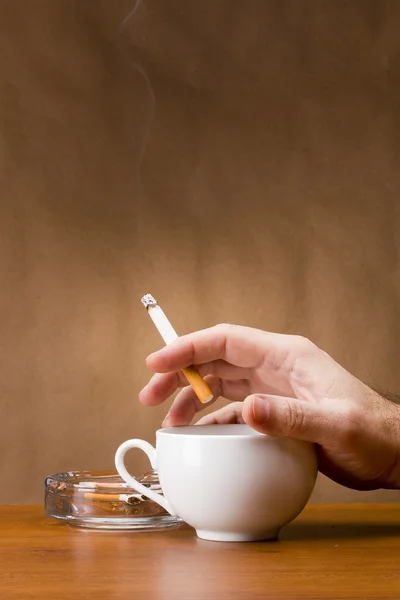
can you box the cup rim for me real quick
[157,423,265,439]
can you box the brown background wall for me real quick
[1,0,399,504]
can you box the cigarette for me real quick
[83,492,139,504]
[141,294,213,404]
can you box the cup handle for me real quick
[115,439,175,516]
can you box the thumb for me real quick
[242,394,332,444]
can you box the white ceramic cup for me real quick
[115,424,317,542]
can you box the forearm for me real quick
[380,391,400,405]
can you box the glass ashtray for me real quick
[45,470,182,531]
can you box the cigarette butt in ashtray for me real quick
[83,492,139,504]
[141,294,213,404]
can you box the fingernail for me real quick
[252,396,269,423]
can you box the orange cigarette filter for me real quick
[141,294,213,404]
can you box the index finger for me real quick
[146,323,312,373]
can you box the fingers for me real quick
[162,377,251,427]
[139,360,250,407]
[196,402,244,426]
[139,372,182,407]
[146,324,307,372]
[146,325,318,397]
[242,393,335,444]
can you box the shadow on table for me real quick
[280,521,400,541]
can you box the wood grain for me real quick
[1,504,400,599]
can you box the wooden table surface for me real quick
[1,504,400,600]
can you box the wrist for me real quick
[388,440,400,490]
[363,387,400,490]
[378,396,400,490]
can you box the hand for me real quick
[139,324,400,491]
